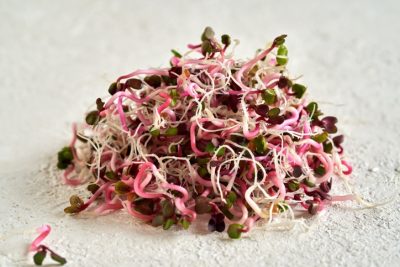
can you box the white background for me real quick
[0,0,399,266]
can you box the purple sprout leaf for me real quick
[321,116,338,133]
[333,135,344,147]
[254,104,269,117]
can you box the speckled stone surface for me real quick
[0,0,399,266]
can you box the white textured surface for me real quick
[1,0,400,266]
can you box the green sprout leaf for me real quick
[180,219,191,230]
[151,214,165,227]
[57,147,73,170]
[267,107,280,118]
[33,250,46,266]
[87,183,100,194]
[262,88,277,105]
[69,195,83,207]
[314,165,326,176]
[205,143,216,153]
[58,147,73,162]
[164,127,178,136]
[197,166,209,177]
[288,180,300,192]
[312,132,328,143]
[303,178,315,187]
[96,98,105,111]
[226,191,237,208]
[306,102,323,121]
[105,170,119,181]
[161,200,174,218]
[276,45,288,65]
[216,147,226,157]
[196,157,210,166]
[163,218,175,230]
[108,82,118,95]
[64,205,81,214]
[50,252,67,265]
[323,141,333,153]
[227,224,244,239]
[114,181,131,195]
[292,83,307,98]
[85,110,100,125]
[201,40,214,55]
[277,201,289,213]
[171,49,182,58]
[201,26,215,41]
[273,34,287,46]
[150,127,160,137]
[254,135,268,155]
[169,88,179,107]
[221,34,231,46]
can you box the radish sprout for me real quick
[58,27,358,239]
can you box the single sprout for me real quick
[30,225,67,265]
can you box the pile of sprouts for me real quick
[58,27,358,239]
